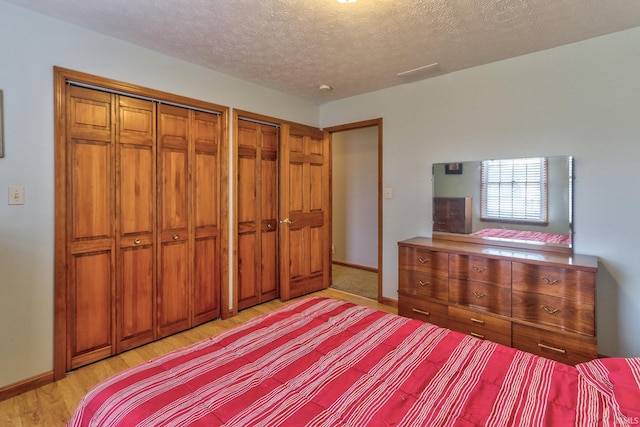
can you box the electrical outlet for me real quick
[9,186,25,205]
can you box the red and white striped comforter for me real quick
[471,229,571,246]
[68,298,637,426]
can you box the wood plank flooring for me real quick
[0,289,395,426]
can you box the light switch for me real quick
[384,188,393,199]
[9,186,25,205]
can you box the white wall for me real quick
[331,127,378,268]
[0,1,319,389]
[320,27,640,358]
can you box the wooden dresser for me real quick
[433,197,472,234]
[398,237,598,365]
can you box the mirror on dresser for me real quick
[432,155,573,253]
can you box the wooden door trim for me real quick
[324,118,390,306]
[53,67,229,380]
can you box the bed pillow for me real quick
[577,357,640,424]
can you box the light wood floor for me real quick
[0,289,395,427]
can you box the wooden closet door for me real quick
[192,111,221,325]
[259,125,279,302]
[66,85,116,369]
[279,124,330,300]
[116,96,156,352]
[157,104,191,338]
[237,120,279,310]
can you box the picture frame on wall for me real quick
[0,90,4,158]
[445,163,462,174]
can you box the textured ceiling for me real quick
[6,0,640,103]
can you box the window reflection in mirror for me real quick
[432,156,573,251]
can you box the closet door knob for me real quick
[172,234,179,240]
[134,238,141,245]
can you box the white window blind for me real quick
[481,157,548,224]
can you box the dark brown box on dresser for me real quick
[433,197,472,234]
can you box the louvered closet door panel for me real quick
[192,111,220,324]
[157,104,191,338]
[116,96,156,352]
[66,85,116,369]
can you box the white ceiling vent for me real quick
[397,63,447,82]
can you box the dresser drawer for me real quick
[398,270,448,301]
[512,262,595,304]
[448,306,511,346]
[512,324,597,365]
[512,290,594,335]
[399,246,449,276]
[449,278,511,316]
[449,254,511,288]
[398,293,448,328]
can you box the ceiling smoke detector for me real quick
[318,84,333,92]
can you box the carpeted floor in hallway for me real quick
[330,264,378,300]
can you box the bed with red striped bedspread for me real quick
[471,229,571,246]
[68,297,639,426]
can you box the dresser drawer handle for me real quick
[472,265,486,273]
[542,277,560,285]
[412,308,430,316]
[472,291,487,299]
[418,258,430,264]
[542,305,560,315]
[418,280,430,286]
[471,318,485,325]
[537,343,566,354]
[470,332,485,339]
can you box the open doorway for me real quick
[326,119,382,301]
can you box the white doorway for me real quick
[328,121,381,300]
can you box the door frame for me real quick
[324,118,388,304]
